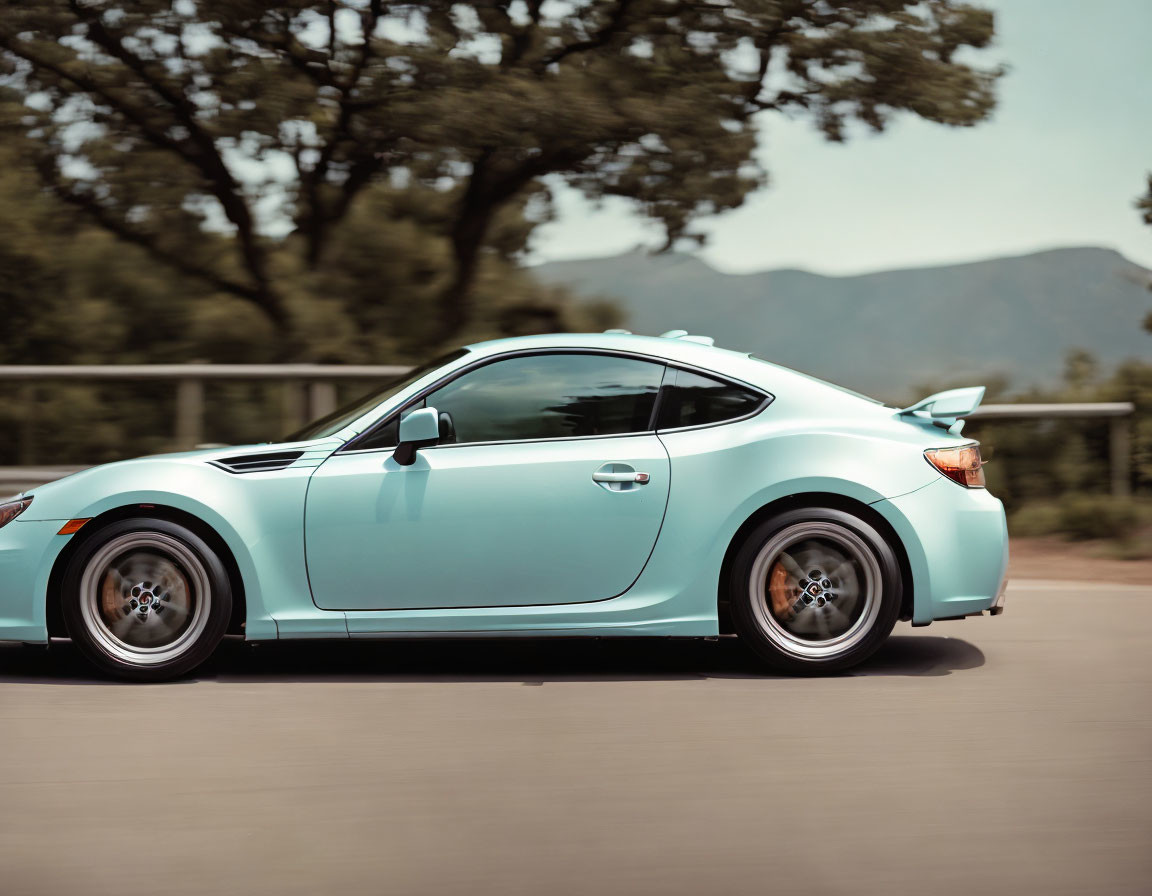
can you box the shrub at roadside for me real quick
[1009,495,1149,543]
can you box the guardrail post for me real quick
[175,377,205,449]
[281,380,306,436]
[1110,416,1131,498]
[17,383,36,466]
[308,381,337,420]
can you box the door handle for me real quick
[592,463,651,491]
[592,469,650,484]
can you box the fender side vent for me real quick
[210,451,305,474]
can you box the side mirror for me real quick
[393,406,441,466]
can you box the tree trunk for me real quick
[437,203,496,346]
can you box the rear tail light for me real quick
[924,445,986,488]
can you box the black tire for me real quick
[729,507,902,674]
[61,518,232,681]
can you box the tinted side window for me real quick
[422,353,663,444]
[354,416,400,451]
[656,369,764,429]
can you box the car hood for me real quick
[17,439,342,518]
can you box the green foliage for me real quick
[0,0,1000,345]
[0,140,620,462]
[1055,495,1139,542]
[1006,501,1064,538]
[966,352,1152,539]
[1009,496,1147,543]
[1105,534,1152,561]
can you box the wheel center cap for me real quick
[807,584,821,596]
[139,594,151,606]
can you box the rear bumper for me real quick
[989,577,1008,616]
[871,478,1010,624]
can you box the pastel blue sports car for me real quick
[0,331,1008,680]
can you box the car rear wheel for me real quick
[61,518,231,681]
[730,508,902,674]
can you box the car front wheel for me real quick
[730,507,902,674]
[61,518,232,681]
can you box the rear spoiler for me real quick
[896,386,985,433]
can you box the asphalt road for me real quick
[1,581,1150,896]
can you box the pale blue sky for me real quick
[529,0,1152,275]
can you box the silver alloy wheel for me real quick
[748,521,882,659]
[78,532,212,666]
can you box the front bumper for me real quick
[0,519,65,642]
[871,477,1010,625]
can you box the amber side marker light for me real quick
[925,445,986,488]
[58,518,92,535]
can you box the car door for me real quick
[304,352,671,610]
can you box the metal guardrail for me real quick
[0,364,409,467]
[969,402,1134,497]
[0,367,1137,496]
[0,467,84,494]
[971,402,1134,419]
[0,365,411,379]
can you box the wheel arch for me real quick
[46,504,247,639]
[716,491,914,634]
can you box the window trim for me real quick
[338,348,772,455]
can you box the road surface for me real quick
[1,580,1149,895]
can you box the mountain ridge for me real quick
[535,245,1138,280]
[532,246,1152,399]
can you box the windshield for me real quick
[284,349,469,441]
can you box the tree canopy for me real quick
[0,0,999,351]
[0,133,618,463]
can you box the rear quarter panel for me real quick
[629,401,948,632]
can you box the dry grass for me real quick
[1010,536,1152,585]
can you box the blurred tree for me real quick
[1064,348,1099,395]
[0,126,617,461]
[0,0,1000,350]
[1139,174,1152,331]
[0,86,614,362]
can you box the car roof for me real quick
[463,331,889,413]
[465,331,754,375]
